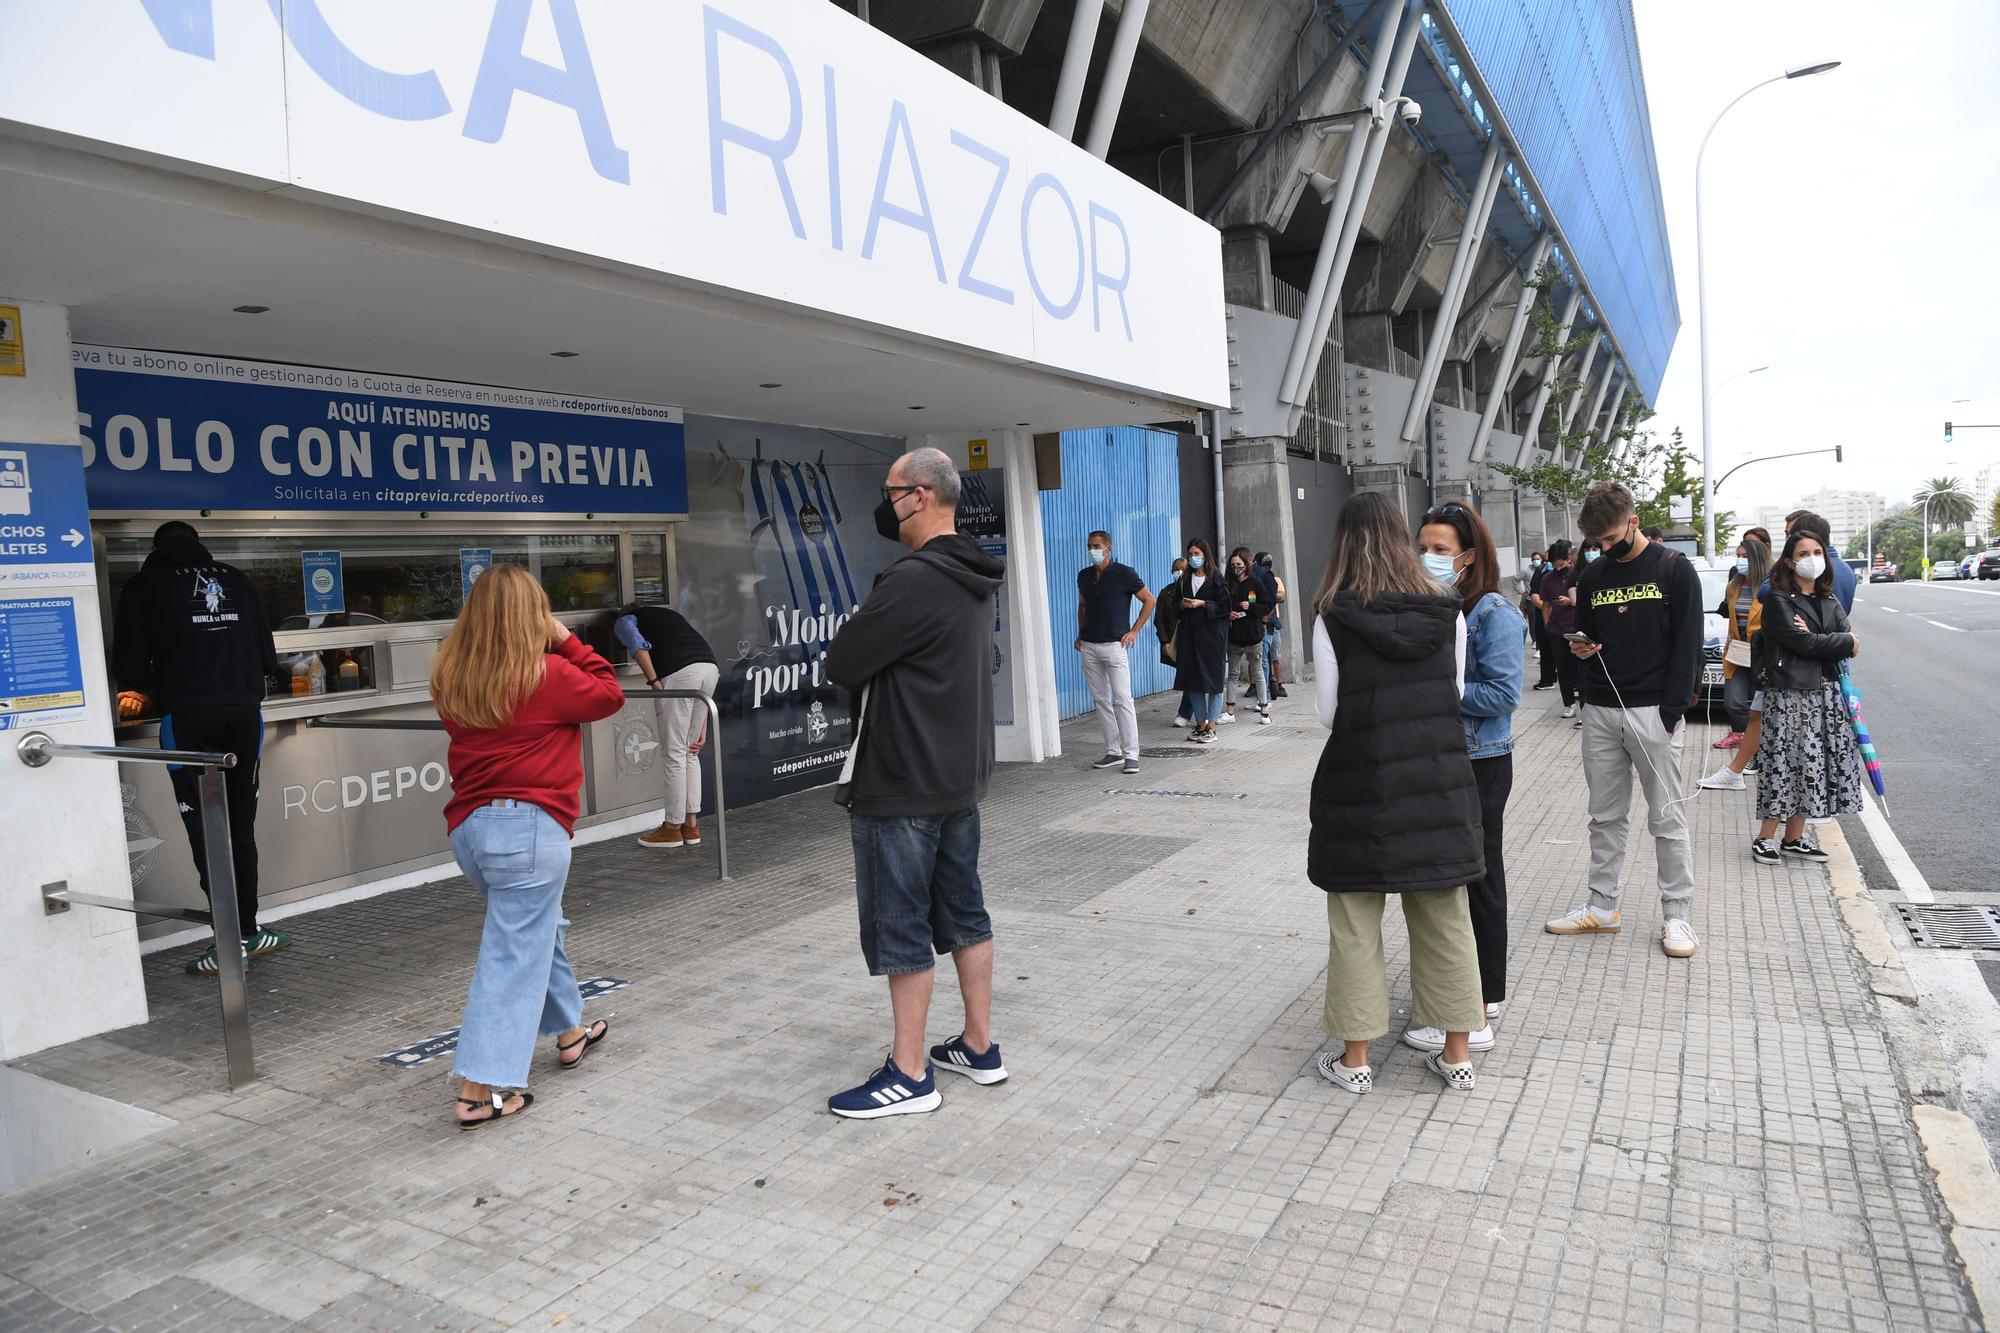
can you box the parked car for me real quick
[1979,550,2000,580]
[1693,559,1732,720]
[1956,553,1980,579]
[1933,559,1965,581]
[1868,563,1898,583]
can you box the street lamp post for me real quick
[1697,62,1840,558]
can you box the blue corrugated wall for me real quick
[1444,0,1679,399]
[1039,427,1183,720]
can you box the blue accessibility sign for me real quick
[0,442,94,589]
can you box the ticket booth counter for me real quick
[100,516,683,936]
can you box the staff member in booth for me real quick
[112,520,284,977]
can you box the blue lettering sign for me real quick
[72,361,688,517]
[862,101,945,282]
[138,0,214,57]
[265,0,452,121]
[704,7,805,239]
[301,550,344,616]
[1088,202,1134,341]
[464,0,629,185]
[950,130,1014,305]
[1021,173,1084,320]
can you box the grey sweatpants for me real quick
[1581,704,1696,922]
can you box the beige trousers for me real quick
[1322,888,1484,1040]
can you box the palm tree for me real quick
[1913,476,1975,576]
[1915,476,1975,527]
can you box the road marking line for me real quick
[1858,798,1935,903]
[1880,606,1902,614]
[1924,619,1965,632]
[1902,581,2000,597]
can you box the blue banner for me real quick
[460,548,492,602]
[70,348,688,516]
[301,550,344,616]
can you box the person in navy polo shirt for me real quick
[1076,531,1155,776]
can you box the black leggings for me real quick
[162,703,265,937]
[1468,753,1512,1007]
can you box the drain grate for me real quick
[1138,747,1205,758]
[1102,788,1247,800]
[1894,904,2000,950]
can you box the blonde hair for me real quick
[1314,492,1445,612]
[431,564,549,730]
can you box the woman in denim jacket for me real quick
[1408,502,1523,1055]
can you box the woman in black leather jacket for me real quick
[1749,529,1864,865]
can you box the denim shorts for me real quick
[850,806,993,976]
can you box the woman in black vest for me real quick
[1171,538,1230,743]
[1308,493,1486,1094]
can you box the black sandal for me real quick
[557,1019,610,1071]
[455,1089,533,1130]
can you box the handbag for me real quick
[1162,622,1182,663]
[832,684,869,808]
[1723,638,1753,668]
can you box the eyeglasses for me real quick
[1423,503,1469,522]
[879,484,926,505]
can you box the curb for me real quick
[1821,819,2000,1325]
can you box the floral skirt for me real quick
[1755,683,1864,821]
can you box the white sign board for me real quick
[0,0,1227,410]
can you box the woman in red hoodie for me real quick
[431,565,628,1128]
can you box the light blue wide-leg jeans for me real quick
[450,800,583,1088]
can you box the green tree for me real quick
[1913,476,1975,527]
[1990,490,2000,542]
[1861,509,1970,579]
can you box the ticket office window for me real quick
[102,531,636,711]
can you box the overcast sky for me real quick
[1629,0,2000,524]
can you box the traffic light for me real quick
[1834,444,1843,462]
[1945,421,1953,443]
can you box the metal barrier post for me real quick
[700,695,729,881]
[197,768,257,1090]
[15,731,255,1090]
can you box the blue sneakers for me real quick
[930,1034,1008,1085]
[828,1058,942,1120]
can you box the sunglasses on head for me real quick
[1424,503,1468,522]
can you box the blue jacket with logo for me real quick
[1461,591,1524,759]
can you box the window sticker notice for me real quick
[0,594,88,730]
[0,306,22,377]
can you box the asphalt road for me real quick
[1846,577,2000,895]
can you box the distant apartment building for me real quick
[1785,488,1885,552]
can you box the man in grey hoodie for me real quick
[822,448,1010,1118]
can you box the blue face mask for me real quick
[1582,550,1601,564]
[1088,548,1106,565]
[1735,557,1750,574]
[1421,552,1461,583]
[1188,554,1204,569]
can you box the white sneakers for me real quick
[1486,1002,1503,1021]
[1545,905,1621,935]
[1402,1025,1495,1053]
[1560,704,1577,719]
[1218,711,1237,725]
[1660,920,1699,958]
[1425,1052,1476,1092]
[1698,767,1746,791]
[1171,716,1189,728]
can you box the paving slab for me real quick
[0,684,1980,1330]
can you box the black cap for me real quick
[1253,550,1273,566]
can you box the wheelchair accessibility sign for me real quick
[0,443,94,589]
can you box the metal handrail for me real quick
[307,688,729,880]
[14,731,256,1091]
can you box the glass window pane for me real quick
[632,533,666,603]
[105,531,622,628]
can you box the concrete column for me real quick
[0,300,150,1061]
[1221,227,1276,312]
[1559,333,1602,434]
[992,431,1061,763]
[1470,232,1553,464]
[1352,463,1414,517]
[1221,435,1303,681]
[1572,360,1616,464]
[1595,373,1628,450]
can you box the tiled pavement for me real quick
[0,681,1980,1330]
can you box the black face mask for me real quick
[1604,522,1636,562]
[873,496,905,542]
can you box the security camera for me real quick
[1396,98,1422,127]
